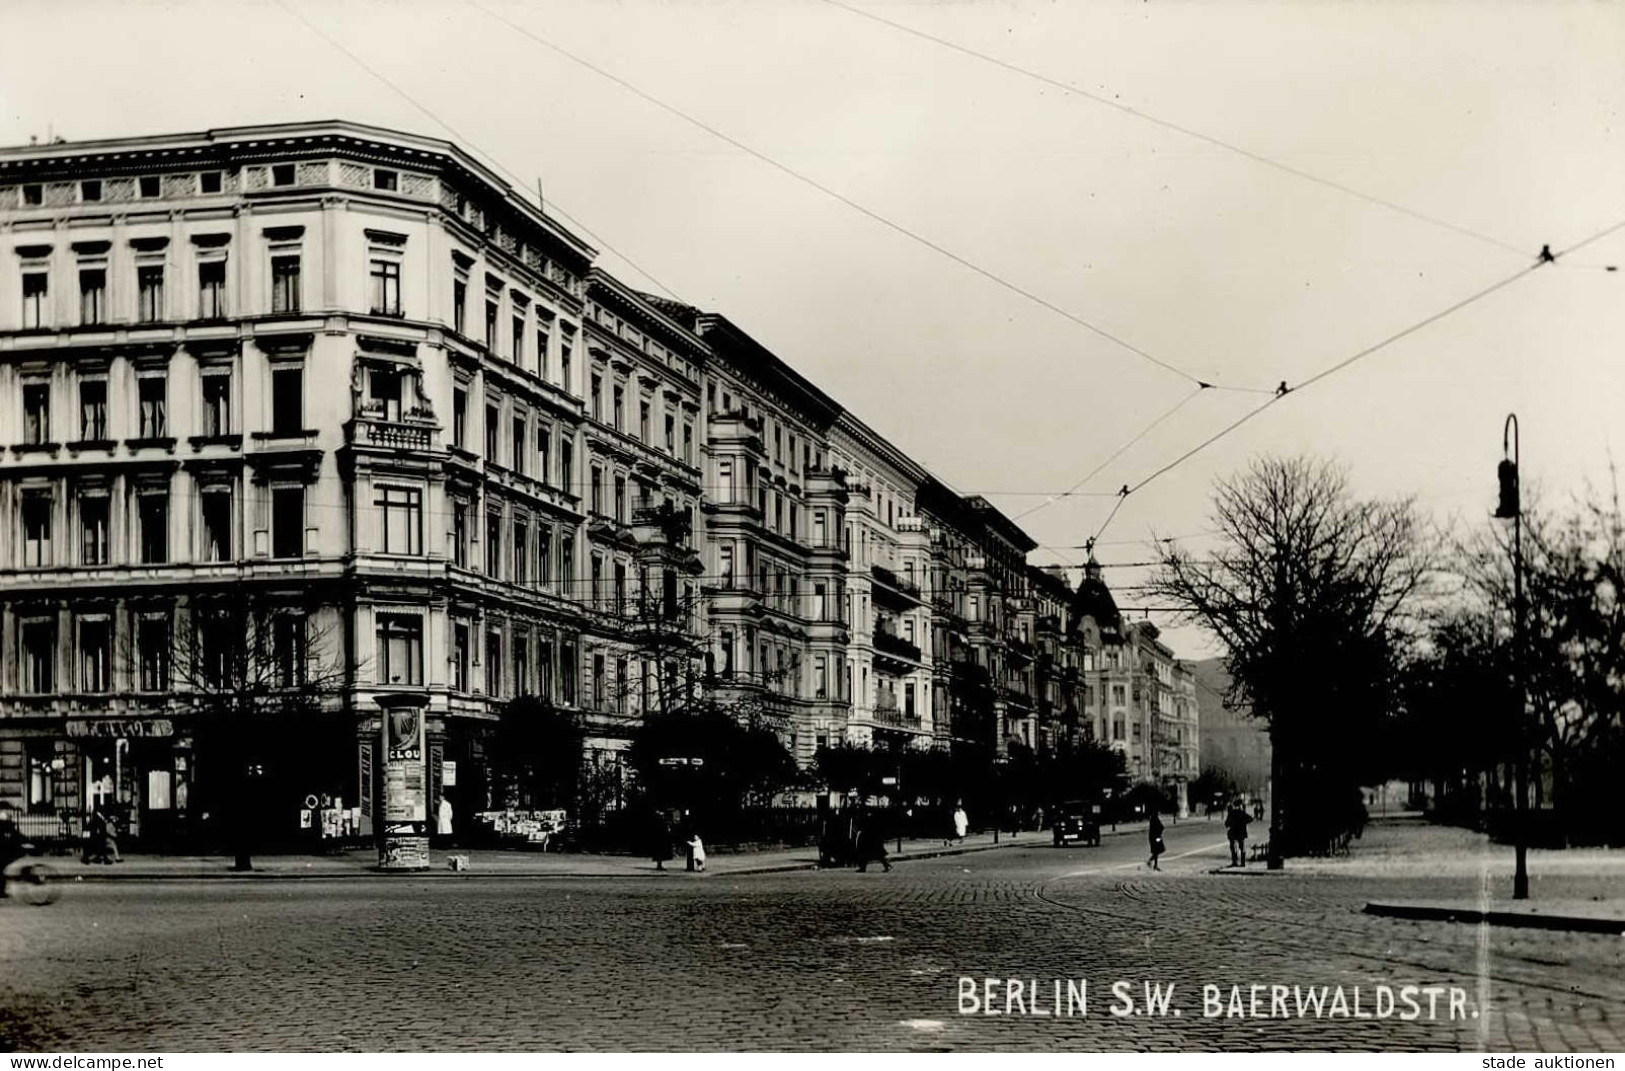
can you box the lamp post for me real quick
[1494,413,1529,901]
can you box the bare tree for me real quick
[125,592,350,870]
[1147,456,1433,864]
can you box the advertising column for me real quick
[376,692,430,871]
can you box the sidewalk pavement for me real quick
[23,820,1153,882]
[1364,898,1625,935]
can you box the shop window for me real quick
[139,492,168,563]
[138,376,167,438]
[271,486,305,559]
[376,485,422,556]
[138,265,164,323]
[376,614,423,686]
[21,620,55,694]
[26,744,55,814]
[80,618,111,692]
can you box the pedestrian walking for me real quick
[1147,811,1165,870]
[854,807,892,873]
[83,809,120,865]
[650,810,675,871]
[1252,798,1264,823]
[1225,800,1252,867]
[952,803,969,845]
[436,795,455,843]
[686,832,706,872]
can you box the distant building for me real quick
[1191,657,1271,797]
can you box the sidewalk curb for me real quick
[1363,901,1625,935]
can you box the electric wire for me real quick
[468,0,1244,392]
[271,0,687,304]
[818,0,1534,261]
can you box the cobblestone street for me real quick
[2,819,1620,1052]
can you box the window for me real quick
[81,179,102,203]
[614,474,626,523]
[202,373,231,435]
[536,325,551,379]
[537,426,551,485]
[560,531,575,589]
[369,259,401,316]
[271,486,305,558]
[271,255,300,314]
[79,494,109,565]
[719,544,733,587]
[21,620,55,693]
[513,633,530,696]
[197,259,227,318]
[1112,684,1127,707]
[664,413,675,454]
[452,386,467,448]
[486,630,503,696]
[615,656,628,713]
[452,500,468,568]
[137,264,164,322]
[484,298,498,348]
[683,423,693,465]
[452,622,470,692]
[560,440,573,493]
[375,614,423,686]
[270,613,306,687]
[80,619,111,692]
[26,745,54,813]
[22,183,42,205]
[590,465,604,515]
[373,168,399,191]
[639,399,650,443]
[200,486,232,561]
[719,629,735,677]
[511,416,527,475]
[484,403,500,463]
[512,316,524,364]
[614,561,627,615]
[271,366,303,434]
[22,271,47,329]
[272,164,296,187]
[537,522,553,587]
[22,493,52,567]
[561,640,577,705]
[905,682,916,718]
[560,339,573,393]
[513,516,529,583]
[79,380,107,440]
[815,655,828,698]
[199,171,223,194]
[453,277,467,335]
[717,459,733,503]
[372,486,420,555]
[485,509,502,578]
[139,175,161,198]
[139,492,168,563]
[590,373,603,422]
[79,268,106,325]
[612,384,624,432]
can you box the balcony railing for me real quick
[348,415,437,452]
[872,628,922,663]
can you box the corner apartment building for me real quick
[0,119,1165,841]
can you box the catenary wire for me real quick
[817,0,1533,261]
[467,0,1249,392]
[1083,217,1625,544]
[271,0,688,304]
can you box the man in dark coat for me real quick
[1225,801,1252,867]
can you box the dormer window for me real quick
[373,169,399,191]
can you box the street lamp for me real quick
[1493,413,1529,901]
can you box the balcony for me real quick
[870,563,922,607]
[347,414,438,453]
[871,697,921,729]
[872,627,922,664]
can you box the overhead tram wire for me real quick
[468,0,1255,393]
[273,0,687,304]
[1082,217,1625,545]
[818,0,1532,262]
[1013,385,1204,522]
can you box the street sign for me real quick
[690,758,704,767]
[659,757,686,766]
[880,776,898,786]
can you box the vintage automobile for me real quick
[1052,801,1102,848]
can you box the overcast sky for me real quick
[4,0,1621,657]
